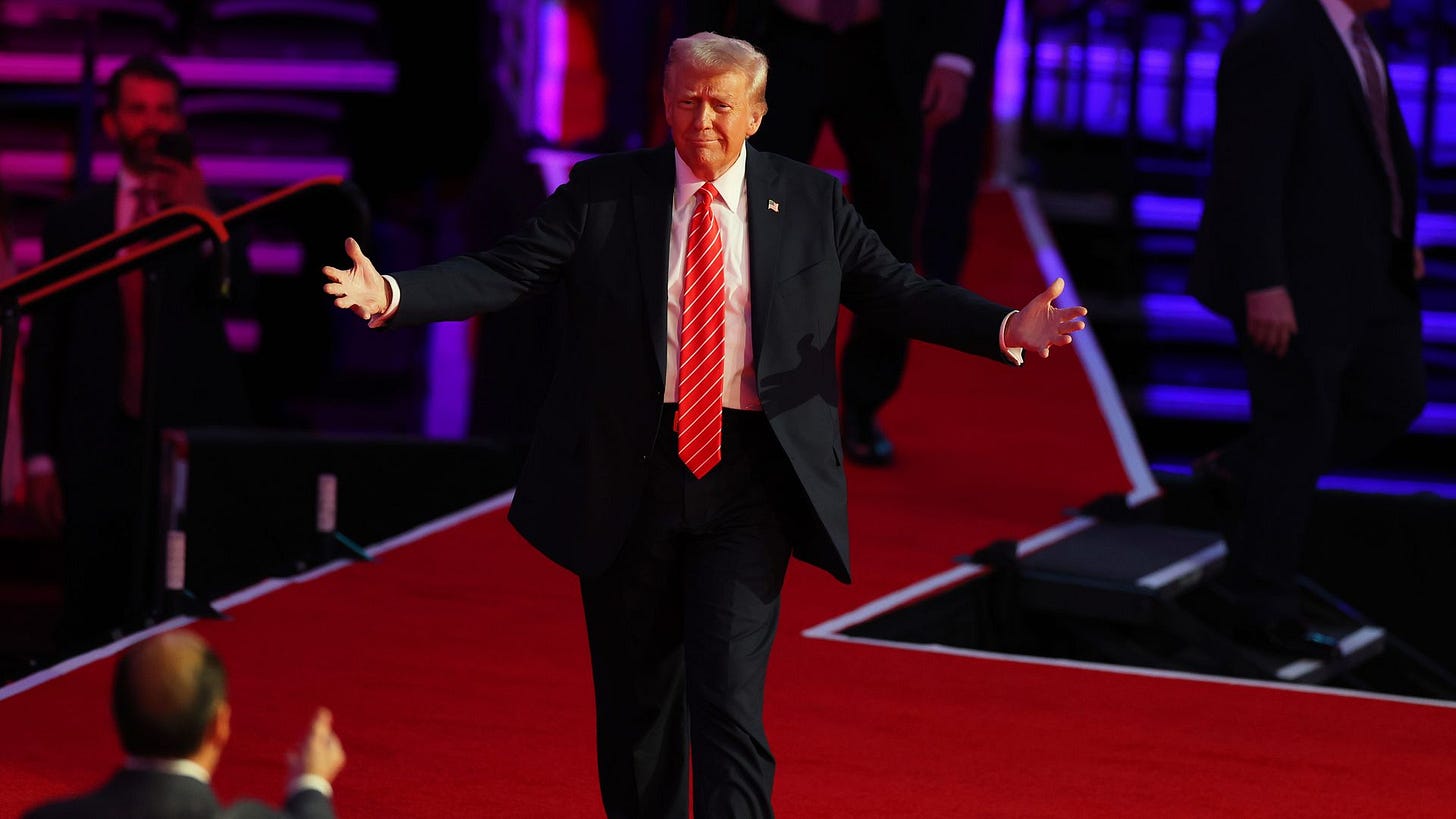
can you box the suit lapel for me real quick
[745,145,783,367]
[634,146,675,385]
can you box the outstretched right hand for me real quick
[322,237,390,328]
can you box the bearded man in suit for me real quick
[22,55,250,650]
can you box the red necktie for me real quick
[677,183,726,479]
[119,186,157,418]
[1350,20,1403,237]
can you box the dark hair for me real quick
[112,642,228,759]
[105,54,183,112]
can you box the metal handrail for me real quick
[216,173,350,224]
[0,205,230,460]
[0,172,365,631]
[0,205,229,304]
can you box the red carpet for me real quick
[4,193,1454,817]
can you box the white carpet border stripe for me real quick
[0,490,517,703]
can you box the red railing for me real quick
[0,174,363,624]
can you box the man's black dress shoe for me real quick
[842,410,894,466]
[1232,618,1343,661]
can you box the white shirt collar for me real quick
[117,166,145,198]
[1316,0,1359,38]
[123,756,211,784]
[672,145,748,214]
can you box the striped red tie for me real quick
[677,183,726,479]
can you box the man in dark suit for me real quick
[1189,0,1426,656]
[21,55,250,649]
[325,32,1085,818]
[689,0,979,465]
[920,0,1006,291]
[22,630,342,819]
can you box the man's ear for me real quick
[101,110,118,142]
[210,700,232,749]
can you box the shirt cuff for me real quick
[933,53,975,79]
[376,274,401,323]
[999,311,1025,365]
[25,455,56,476]
[288,774,334,800]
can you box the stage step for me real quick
[1003,514,1391,684]
[1018,521,1225,622]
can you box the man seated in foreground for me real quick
[23,630,344,819]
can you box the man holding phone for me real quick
[22,55,250,652]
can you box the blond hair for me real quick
[665,31,769,113]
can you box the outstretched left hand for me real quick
[1005,277,1088,359]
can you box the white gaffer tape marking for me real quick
[803,516,1098,639]
[806,630,1456,712]
[0,490,516,703]
[1009,185,1160,507]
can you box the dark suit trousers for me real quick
[1225,268,1425,621]
[920,1,1005,288]
[580,409,798,819]
[749,9,921,415]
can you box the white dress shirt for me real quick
[1317,0,1386,98]
[664,147,759,410]
[123,756,334,799]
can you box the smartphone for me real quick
[154,130,195,165]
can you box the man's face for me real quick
[663,65,762,181]
[103,75,183,173]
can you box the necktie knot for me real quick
[696,183,719,209]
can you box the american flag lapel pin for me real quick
[767,199,779,212]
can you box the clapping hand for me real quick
[1004,277,1088,359]
[322,237,391,328]
[289,707,346,785]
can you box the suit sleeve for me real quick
[1204,30,1304,295]
[931,0,976,59]
[218,791,333,819]
[390,165,586,325]
[282,788,335,819]
[831,179,1010,362]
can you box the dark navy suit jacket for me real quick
[21,769,333,819]
[1189,0,1419,334]
[393,145,1013,582]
